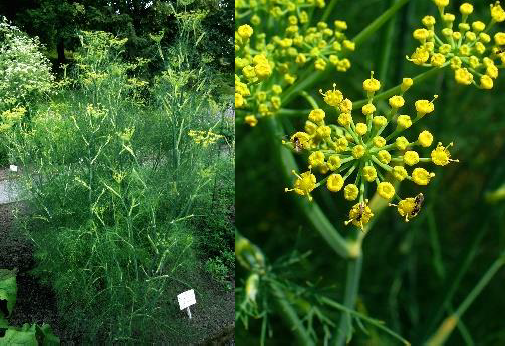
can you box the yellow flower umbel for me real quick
[188,129,224,147]
[235,1,355,126]
[285,73,458,227]
[407,1,505,89]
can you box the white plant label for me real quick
[177,289,196,319]
[9,165,18,172]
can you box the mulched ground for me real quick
[0,169,235,345]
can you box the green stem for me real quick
[281,0,409,107]
[334,255,363,346]
[270,280,315,346]
[266,117,354,259]
[277,108,313,116]
[320,0,339,22]
[352,0,410,48]
[378,0,399,84]
[352,64,448,109]
[425,253,505,346]
[421,223,490,340]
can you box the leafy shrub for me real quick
[0,17,54,111]
[6,28,230,343]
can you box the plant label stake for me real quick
[9,165,17,172]
[177,289,196,320]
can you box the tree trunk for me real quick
[57,38,65,67]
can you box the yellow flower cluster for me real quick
[407,1,505,89]
[0,106,27,132]
[235,3,354,126]
[285,74,458,229]
[188,129,224,147]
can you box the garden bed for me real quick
[0,169,235,345]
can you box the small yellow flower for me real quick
[334,20,347,30]
[352,145,365,158]
[343,40,355,51]
[472,21,486,32]
[460,3,474,15]
[404,151,420,166]
[450,56,462,69]
[413,28,430,41]
[423,16,436,28]
[443,13,455,23]
[373,116,388,128]
[395,197,416,221]
[431,142,458,166]
[494,32,505,45]
[338,99,352,113]
[377,182,395,200]
[396,136,410,150]
[338,113,352,126]
[242,65,256,81]
[439,44,452,54]
[415,97,437,117]
[255,63,272,80]
[409,47,430,65]
[363,71,381,92]
[433,0,449,8]
[377,150,392,164]
[491,1,505,22]
[373,136,386,148]
[431,53,446,67]
[455,68,473,85]
[418,130,434,147]
[361,103,376,116]
[235,93,244,108]
[327,174,344,192]
[486,65,499,79]
[401,78,414,92]
[393,166,408,181]
[285,170,317,201]
[412,167,435,185]
[344,184,359,200]
[320,83,343,106]
[309,151,325,167]
[397,115,413,129]
[237,24,253,39]
[315,58,327,71]
[363,166,377,182]
[479,32,491,43]
[272,85,282,94]
[346,202,374,229]
[291,132,311,148]
[480,75,494,89]
[389,95,405,108]
[327,155,341,170]
[335,137,348,152]
[245,115,257,127]
[355,123,368,136]
[309,109,325,122]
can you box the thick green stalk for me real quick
[333,255,363,346]
[352,65,448,109]
[425,253,505,345]
[352,0,410,48]
[270,280,315,346]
